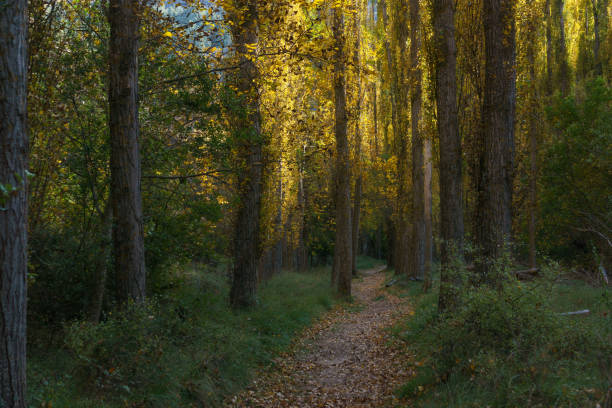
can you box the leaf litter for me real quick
[226,266,416,407]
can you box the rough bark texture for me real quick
[433,0,464,308]
[527,41,538,270]
[423,138,433,292]
[351,4,363,277]
[477,0,516,281]
[528,114,537,269]
[109,0,146,304]
[410,0,425,280]
[229,0,263,309]
[0,1,28,406]
[332,5,352,298]
[378,0,394,270]
[387,0,410,279]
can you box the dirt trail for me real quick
[227,266,415,407]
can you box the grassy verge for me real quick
[390,268,612,407]
[28,266,336,407]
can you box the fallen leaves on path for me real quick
[226,266,415,407]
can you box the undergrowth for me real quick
[355,255,385,271]
[393,263,612,407]
[28,266,336,407]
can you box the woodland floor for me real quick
[226,266,416,407]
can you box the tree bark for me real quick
[89,203,113,323]
[332,4,352,298]
[380,0,400,141]
[528,43,538,270]
[477,0,516,282]
[352,177,362,275]
[109,0,146,304]
[386,215,395,268]
[229,0,263,309]
[591,0,603,76]
[388,0,411,279]
[554,0,570,95]
[274,159,284,274]
[433,0,464,309]
[410,0,425,281]
[372,83,378,156]
[423,137,433,292]
[351,2,363,277]
[297,160,309,272]
[0,0,28,405]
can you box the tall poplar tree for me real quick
[410,0,426,280]
[0,0,28,406]
[351,0,363,277]
[229,0,264,308]
[553,0,570,95]
[392,0,411,279]
[332,2,353,298]
[477,0,516,281]
[108,0,146,304]
[433,0,464,309]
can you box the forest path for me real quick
[227,266,416,407]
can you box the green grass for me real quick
[355,255,386,271]
[28,267,336,407]
[392,271,612,407]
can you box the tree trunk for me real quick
[554,0,570,95]
[297,163,309,272]
[0,2,28,406]
[274,159,284,274]
[410,0,425,281]
[433,0,464,309]
[282,214,294,270]
[545,0,554,95]
[109,0,146,304]
[477,0,516,282]
[332,4,352,298]
[386,215,395,268]
[89,203,113,323]
[380,0,399,140]
[591,0,603,76]
[352,177,362,275]
[372,83,378,156]
[387,0,411,279]
[352,3,363,277]
[528,47,538,270]
[229,0,263,309]
[423,137,433,292]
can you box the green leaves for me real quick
[0,171,34,210]
[540,78,612,261]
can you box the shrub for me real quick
[398,262,612,407]
[30,267,336,407]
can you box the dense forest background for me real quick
[22,0,611,318]
[0,0,610,406]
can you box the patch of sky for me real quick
[160,0,231,49]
